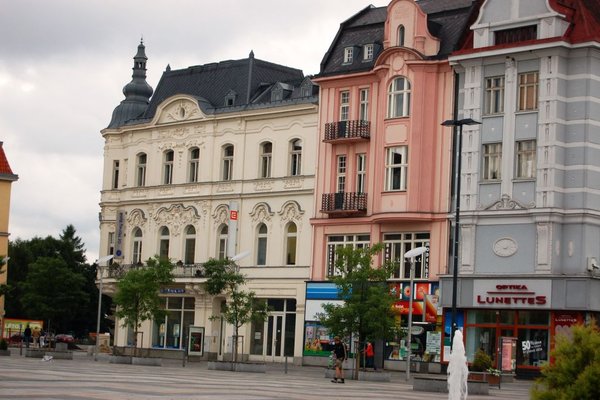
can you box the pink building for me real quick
[307,0,477,367]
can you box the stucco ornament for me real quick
[483,194,534,210]
[153,204,200,236]
[250,203,274,224]
[127,208,147,227]
[212,204,230,226]
[278,201,304,226]
[493,237,518,257]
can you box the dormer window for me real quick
[271,85,283,102]
[224,90,237,107]
[343,47,354,64]
[363,44,374,61]
[495,25,537,45]
[300,79,313,97]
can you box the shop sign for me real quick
[473,279,551,309]
[521,340,544,354]
[160,288,185,294]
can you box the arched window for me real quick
[184,225,196,264]
[163,150,174,185]
[256,223,268,266]
[387,77,411,118]
[188,147,200,183]
[222,145,234,181]
[397,25,405,47]
[159,226,170,260]
[285,223,297,265]
[132,228,143,264]
[289,139,302,176]
[218,224,228,260]
[260,142,272,178]
[136,153,147,187]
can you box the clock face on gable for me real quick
[493,238,518,257]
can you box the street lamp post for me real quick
[403,246,428,382]
[441,118,481,347]
[94,255,114,361]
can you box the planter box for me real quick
[25,349,45,358]
[0,349,11,356]
[45,351,73,360]
[468,371,501,388]
[208,361,266,373]
[413,374,489,395]
[109,355,132,364]
[132,356,162,366]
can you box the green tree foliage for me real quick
[531,323,600,400]
[0,256,8,297]
[114,257,174,349]
[6,225,101,336]
[20,257,88,333]
[203,258,268,362]
[318,244,397,358]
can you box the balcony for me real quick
[321,192,367,216]
[323,120,370,143]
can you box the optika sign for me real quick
[473,281,551,309]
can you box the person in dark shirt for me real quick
[23,325,32,348]
[331,336,347,383]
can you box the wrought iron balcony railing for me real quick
[321,192,367,215]
[324,120,370,142]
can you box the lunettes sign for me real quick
[473,280,551,309]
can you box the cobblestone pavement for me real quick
[0,352,533,399]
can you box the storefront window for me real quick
[152,296,195,349]
[518,311,549,326]
[465,326,497,363]
[518,328,549,367]
[467,310,497,324]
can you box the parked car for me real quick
[55,334,74,344]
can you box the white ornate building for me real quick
[99,42,318,362]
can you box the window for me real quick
[343,47,353,64]
[188,147,199,183]
[159,226,170,260]
[285,223,297,265]
[132,228,143,264]
[222,145,234,181]
[184,225,196,264]
[327,234,370,276]
[271,86,283,102]
[289,139,302,176]
[163,150,174,185]
[112,160,120,189]
[516,140,536,179]
[151,297,195,350]
[337,155,346,193]
[136,153,147,187]
[340,91,350,121]
[385,146,408,191]
[359,89,369,121]
[397,25,405,46]
[484,76,505,115]
[108,232,115,257]
[495,25,537,45]
[482,143,502,180]
[518,72,538,111]
[218,224,228,260]
[256,224,268,266]
[384,233,430,279]
[363,44,373,61]
[387,77,411,118]
[356,154,366,193]
[260,142,272,178]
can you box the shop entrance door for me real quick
[265,314,284,362]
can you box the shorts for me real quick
[335,358,344,368]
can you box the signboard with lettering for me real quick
[473,279,551,309]
[114,211,125,259]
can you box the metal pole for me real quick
[94,264,104,361]
[406,259,414,382]
[450,123,463,349]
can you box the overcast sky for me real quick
[0,0,390,263]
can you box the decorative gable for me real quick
[472,0,569,48]
[156,96,204,125]
[384,0,440,56]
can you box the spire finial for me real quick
[140,35,144,45]
[249,50,254,59]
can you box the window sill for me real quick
[512,178,536,182]
[515,109,538,115]
[382,189,407,193]
[482,113,504,118]
[479,180,501,184]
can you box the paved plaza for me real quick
[0,351,533,400]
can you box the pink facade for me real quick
[311,0,458,283]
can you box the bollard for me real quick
[285,356,288,374]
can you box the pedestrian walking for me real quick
[365,341,375,370]
[23,325,32,348]
[331,336,347,384]
[32,328,41,348]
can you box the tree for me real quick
[531,323,600,400]
[113,257,174,353]
[20,256,89,333]
[0,256,8,298]
[203,257,269,363]
[318,244,397,375]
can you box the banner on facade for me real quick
[114,211,126,259]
